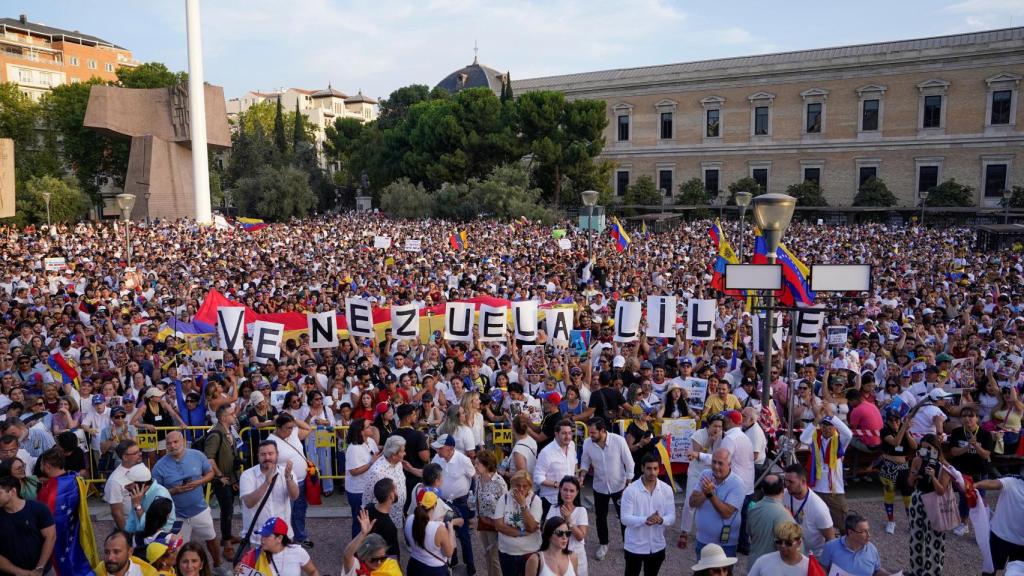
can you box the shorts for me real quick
[179,507,217,543]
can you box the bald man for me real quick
[689,448,745,559]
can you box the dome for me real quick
[435,56,507,95]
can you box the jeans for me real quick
[212,481,235,542]
[498,552,528,576]
[291,480,308,542]
[450,497,476,574]
[593,489,624,545]
[624,549,666,576]
[347,491,364,539]
[737,492,754,553]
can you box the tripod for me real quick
[754,434,797,490]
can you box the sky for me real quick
[7,0,1024,102]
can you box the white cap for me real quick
[250,391,266,405]
[928,388,952,401]
[613,355,626,369]
[126,464,152,483]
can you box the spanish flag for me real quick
[38,472,98,576]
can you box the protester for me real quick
[542,476,589,576]
[782,463,835,557]
[907,433,957,576]
[747,521,810,576]
[579,416,632,561]
[104,439,145,532]
[344,418,380,538]
[431,432,477,576]
[0,474,55,576]
[97,530,150,576]
[202,404,240,557]
[680,413,724,548]
[534,419,578,520]
[493,469,542,576]
[123,464,175,544]
[240,516,320,576]
[368,477,401,560]
[622,453,675,575]
[799,410,853,530]
[820,513,890,576]
[745,473,796,568]
[474,449,508,576]
[239,440,299,547]
[267,413,313,549]
[690,543,737,576]
[341,510,392,576]
[524,517,580,576]
[175,541,214,576]
[878,408,916,534]
[975,474,1024,574]
[406,490,458,576]
[362,435,408,530]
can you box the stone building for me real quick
[513,27,1024,207]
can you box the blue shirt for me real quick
[125,482,176,534]
[694,470,745,547]
[820,536,882,576]
[151,449,211,518]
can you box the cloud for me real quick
[942,0,1024,30]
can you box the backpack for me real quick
[190,428,223,455]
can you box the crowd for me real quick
[0,213,1022,576]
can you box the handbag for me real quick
[922,484,960,532]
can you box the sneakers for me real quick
[596,545,608,561]
[885,521,896,535]
[953,523,969,537]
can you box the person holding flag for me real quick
[608,216,632,252]
[36,446,99,576]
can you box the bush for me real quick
[621,176,662,215]
[726,177,763,204]
[234,165,316,221]
[1004,185,1024,208]
[785,180,829,207]
[676,178,708,205]
[379,178,434,218]
[925,179,974,207]
[470,163,557,223]
[853,177,897,207]
[13,176,90,226]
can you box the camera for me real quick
[444,509,457,523]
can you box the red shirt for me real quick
[849,401,883,447]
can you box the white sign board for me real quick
[307,311,339,349]
[44,257,67,272]
[512,300,538,342]
[390,303,420,340]
[645,295,677,338]
[557,238,572,250]
[686,299,717,341]
[682,377,709,412]
[404,238,422,252]
[373,236,392,249]
[662,418,697,463]
[251,321,285,364]
[445,302,474,342]
[613,301,642,343]
[216,307,247,351]
[827,326,849,347]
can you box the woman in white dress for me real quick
[678,413,724,548]
[524,517,579,576]
[542,476,589,576]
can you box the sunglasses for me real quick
[113,414,126,419]
[368,556,388,564]
[553,530,572,538]
[775,538,800,547]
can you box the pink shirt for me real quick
[848,401,883,447]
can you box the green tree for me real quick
[676,178,709,205]
[236,100,314,157]
[925,179,974,207]
[727,177,763,204]
[853,177,897,207]
[0,83,60,183]
[470,163,557,223]
[225,121,274,190]
[500,72,513,103]
[379,178,435,218]
[1006,185,1024,208]
[16,175,90,226]
[234,165,315,221]
[785,180,829,206]
[116,62,186,88]
[273,97,288,157]
[622,175,662,211]
[376,84,448,130]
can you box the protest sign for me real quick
[686,299,716,341]
[513,300,538,342]
[373,236,392,249]
[445,302,474,342]
[44,257,66,272]
[391,303,420,340]
[662,418,697,462]
[569,330,591,358]
[646,295,677,338]
[682,377,709,412]
[345,298,375,339]
[546,308,573,345]
[614,301,642,342]
[753,312,785,353]
[252,321,284,364]
[404,238,422,252]
[478,304,507,342]
[307,311,339,349]
[794,306,826,344]
[557,238,572,250]
[216,307,247,351]
[551,229,567,239]
[827,326,849,347]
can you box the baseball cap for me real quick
[640,361,653,370]
[144,387,165,399]
[612,355,626,369]
[544,392,562,405]
[715,359,729,369]
[91,394,106,406]
[259,517,290,537]
[249,391,266,405]
[126,464,152,483]
[375,401,391,415]
[724,410,742,426]
[929,388,952,401]
[417,490,439,509]
[431,434,456,449]
[110,406,127,418]
[820,415,836,427]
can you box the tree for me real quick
[470,163,557,223]
[225,121,274,189]
[727,177,763,204]
[500,72,513,103]
[116,62,186,89]
[785,180,829,206]
[676,178,709,205]
[14,176,90,226]
[234,165,315,221]
[273,97,288,157]
[622,175,662,211]
[0,83,60,183]
[376,84,447,130]
[925,179,974,207]
[1006,185,1024,208]
[853,177,897,207]
[379,178,434,218]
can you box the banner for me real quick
[662,418,697,463]
[682,377,709,412]
[569,330,591,358]
[557,238,572,250]
[614,301,642,343]
[545,308,573,345]
[373,236,392,249]
[44,257,67,272]
[390,303,420,340]
[794,306,826,344]
[478,304,507,342]
[753,312,785,353]
[404,238,422,252]
[827,326,849,347]
[252,321,284,364]
[216,307,247,351]
[512,300,538,342]
[686,299,717,341]
[646,295,677,338]
[445,302,474,342]
[307,311,339,349]
[345,298,375,339]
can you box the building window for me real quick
[104,63,114,72]
[803,168,821,185]
[19,69,31,83]
[69,56,79,66]
[87,59,97,69]
[984,164,1008,197]
[862,99,879,131]
[617,115,630,142]
[754,106,769,135]
[706,109,720,138]
[704,169,720,194]
[616,171,630,196]
[752,168,768,191]
[70,77,79,83]
[923,95,942,129]
[660,112,673,140]
[991,90,1012,125]
[858,166,877,187]
[658,170,673,197]
[806,103,822,133]
[918,165,939,195]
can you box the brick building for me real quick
[513,27,1024,207]
[0,14,136,100]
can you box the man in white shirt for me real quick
[720,411,755,495]
[267,413,312,548]
[239,440,299,546]
[974,475,1024,573]
[799,411,853,531]
[430,433,476,575]
[579,417,634,561]
[103,439,144,531]
[783,463,836,557]
[909,389,950,440]
[533,418,577,520]
[621,453,675,576]
[741,408,768,472]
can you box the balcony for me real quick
[1,47,62,66]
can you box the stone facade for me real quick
[513,28,1024,207]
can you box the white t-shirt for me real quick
[261,545,310,576]
[748,552,809,576]
[783,490,833,557]
[492,491,543,555]
[104,465,132,506]
[269,428,308,482]
[910,404,945,437]
[239,464,297,545]
[344,439,378,494]
[991,477,1024,545]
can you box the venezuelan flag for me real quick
[449,230,468,251]
[708,219,722,248]
[47,353,78,386]
[710,235,738,291]
[38,473,98,576]
[752,230,815,306]
[609,216,631,252]
[238,217,268,232]
[655,438,678,492]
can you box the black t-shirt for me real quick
[394,426,429,469]
[626,422,657,478]
[589,387,624,424]
[539,410,562,451]
[367,505,400,559]
[880,424,914,457]
[948,426,994,477]
[0,499,54,572]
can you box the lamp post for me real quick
[116,193,136,267]
[734,191,752,263]
[920,189,929,226]
[1003,189,1013,224]
[144,191,152,225]
[581,190,599,264]
[41,191,51,227]
[752,193,796,412]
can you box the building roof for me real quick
[436,57,506,94]
[344,90,377,104]
[513,26,1024,92]
[310,85,347,99]
[0,15,125,49]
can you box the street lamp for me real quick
[734,191,752,263]
[752,193,796,410]
[920,189,929,226]
[116,193,136,267]
[40,191,52,227]
[581,190,599,264]
[144,191,152,226]
[1003,189,1013,224]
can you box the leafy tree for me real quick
[14,176,89,226]
[0,83,60,182]
[785,180,829,206]
[501,72,513,103]
[376,84,447,130]
[273,97,288,156]
[470,163,557,223]
[853,177,897,207]
[235,101,314,162]
[225,121,274,189]
[1006,185,1024,208]
[726,177,763,204]
[116,62,186,89]
[622,175,662,211]
[379,178,434,218]
[234,165,315,221]
[432,182,477,221]
[925,179,974,207]
[676,178,709,205]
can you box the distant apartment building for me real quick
[226,85,378,168]
[0,14,136,100]
[514,27,1024,207]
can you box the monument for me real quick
[83,82,230,221]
